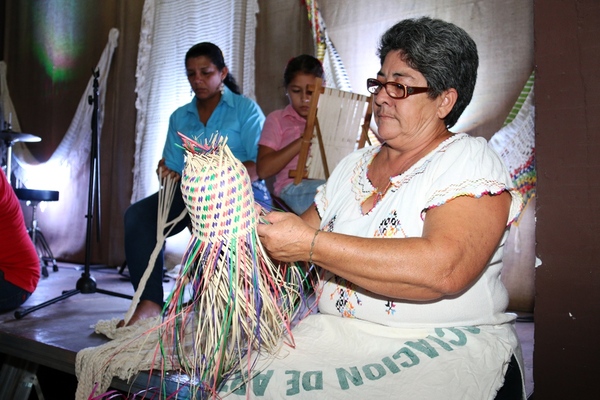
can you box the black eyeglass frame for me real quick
[366,78,429,99]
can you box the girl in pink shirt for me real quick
[257,55,325,215]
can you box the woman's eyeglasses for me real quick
[366,78,429,99]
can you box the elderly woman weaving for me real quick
[247,17,525,400]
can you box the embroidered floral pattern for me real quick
[384,300,396,315]
[323,215,336,233]
[374,210,407,238]
[331,286,360,318]
[350,136,463,216]
[329,276,362,318]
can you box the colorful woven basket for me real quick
[181,139,256,241]
[76,134,314,400]
[155,133,308,397]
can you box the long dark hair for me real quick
[283,54,324,87]
[185,42,241,94]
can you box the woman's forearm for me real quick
[257,139,303,179]
[308,232,454,300]
[259,194,510,302]
[258,212,447,300]
[243,161,259,182]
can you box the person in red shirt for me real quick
[0,171,40,312]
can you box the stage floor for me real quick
[0,263,169,398]
[0,263,534,399]
[0,264,136,373]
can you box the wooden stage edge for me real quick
[0,262,534,398]
[0,263,183,396]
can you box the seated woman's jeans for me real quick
[124,181,272,305]
[0,270,32,313]
[279,179,326,215]
[252,179,273,211]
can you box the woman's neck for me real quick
[196,92,222,125]
[375,130,452,177]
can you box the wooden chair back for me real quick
[289,77,376,184]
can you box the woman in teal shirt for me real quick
[121,42,270,327]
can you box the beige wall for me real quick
[255,0,314,117]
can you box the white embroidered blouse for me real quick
[315,133,523,328]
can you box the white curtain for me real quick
[131,0,260,202]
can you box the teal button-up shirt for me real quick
[162,86,265,174]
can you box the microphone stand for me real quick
[15,69,132,319]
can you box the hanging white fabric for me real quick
[489,74,536,209]
[131,0,260,203]
[1,28,119,190]
[489,73,535,258]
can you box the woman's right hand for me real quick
[156,158,181,181]
[257,211,316,263]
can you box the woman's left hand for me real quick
[257,211,316,262]
[156,158,181,181]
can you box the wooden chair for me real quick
[289,77,376,184]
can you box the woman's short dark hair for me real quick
[377,17,478,128]
[283,54,324,87]
[185,42,241,94]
